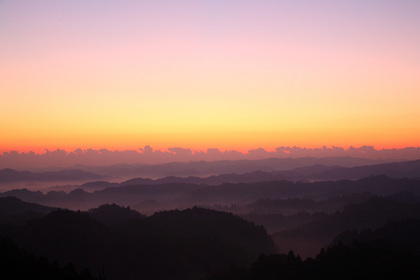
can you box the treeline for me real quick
[209,219,420,280]
[0,205,275,280]
[0,235,103,280]
[246,240,420,280]
[2,196,420,279]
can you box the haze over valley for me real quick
[2,154,420,279]
[1,0,420,279]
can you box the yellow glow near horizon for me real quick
[1,1,419,154]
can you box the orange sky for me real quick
[1,1,419,154]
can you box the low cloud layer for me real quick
[1,146,420,170]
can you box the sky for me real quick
[1,0,419,154]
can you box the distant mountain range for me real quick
[308,159,420,180]
[29,156,393,179]
[118,159,420,185]
[2,158,420,189]
[2,175,420,214]
[0,168,106,183]
[3,157,420,280]
[120,170,289,187]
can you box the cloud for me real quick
[1,146,419,169]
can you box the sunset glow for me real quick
[1,0,419,154]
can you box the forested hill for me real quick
[2,176,420,211]
[0,206,275,280]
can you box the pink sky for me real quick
[1,1,419,153]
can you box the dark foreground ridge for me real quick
[2,196,420,279]
[0,206,275,280]
[244,240,420,280]
[0,235,103,280]
[209,219,420,279]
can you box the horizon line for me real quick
[2,145,420,156]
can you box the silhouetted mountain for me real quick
[0,207,275,280]
[310,159,420,180]
[2,176,420,213]
[248,198,318,214]
[80,181,119,191]
[0,196,56,224]
[2,157,414,189]
[237,193,374,233]
[333,219,420,254]
[0,196,55,216]
[189,176,420,205]
[121,170,289,186]
[39,158,420,195]
[120,177,155,185]
[240,192,372,216]
[67,188,92,202]
[148,207,274,256]
[0,189,45,204]
[95,182,198,211]
[385,191,420,204]
[0,168,106,183]
[241,212,329,234]
[0,235,102,280]
[64,157,389,179]
[272,195,420,257]
[244,241,420,280]
[275,164,340,180]
[88,203,146,225]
